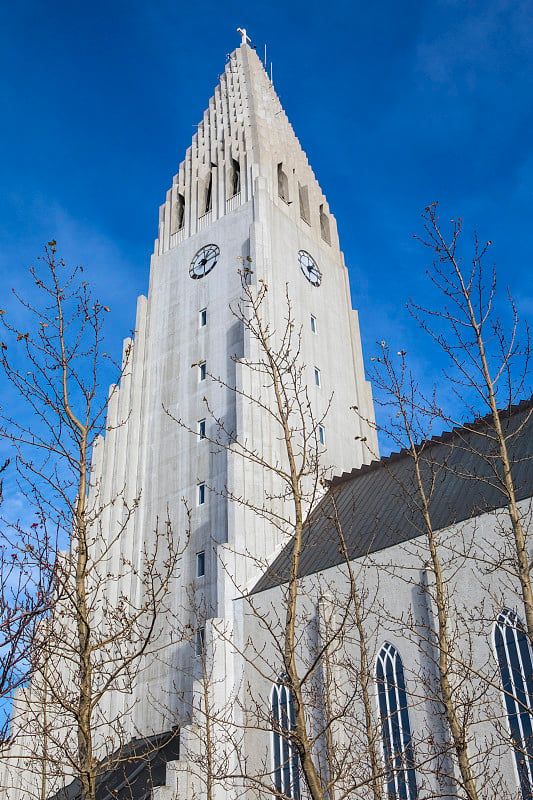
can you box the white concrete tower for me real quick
[0,38,379,800]
[89,39,378,736]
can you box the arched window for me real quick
[271,680,300,799]
[494,608,533,800]
[376,642,418,800]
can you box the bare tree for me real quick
[364,204,532,799]
[0,459,52,743]
[167,265,386,800]
[370,345,483,800]
[0,243,181,800]
[169,210,531,800]
[413,203,532,641]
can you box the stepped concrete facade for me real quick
[109,40,377,735]
[0,40,378,798]
[3,36,529,800]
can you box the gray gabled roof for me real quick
[251,399,533,594]
[49,729,180,800]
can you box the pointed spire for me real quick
[155,40,336,255]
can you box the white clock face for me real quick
[190,244,220,279]
[298,250,321,286]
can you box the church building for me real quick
[1,33,532,800]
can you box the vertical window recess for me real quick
[196,551,205,578]
[198,419,206,440]
[199,361,207,381]
[197,483,206,505]
[231,158,241,196]
[277,163,289,203]
[314,367,321,387]
[310,315,317,333]
[494,608,533,800]
[175,193,185,232]
[320,204,331,244]
[271,680,301,799]
[200,308,207,327]
[376,642,418,800]
[196,627,205,656]
[318,425,325,446]
[204,173,213,213]
[298,183,310,223]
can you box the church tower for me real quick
[84,37,378,735]
[0,41,378,797]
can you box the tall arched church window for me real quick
[271,680,301,799]
[494,608,533,800]
[277,163,289,203]
[376,642,418,800]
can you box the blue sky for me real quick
[1,0,532,447]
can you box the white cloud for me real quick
[415,0,533,91]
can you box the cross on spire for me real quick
[237,27,251,46]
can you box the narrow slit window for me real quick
[320,204,331,244]
[199,308,207,327]
[314,367,321,387]
[318,425,325,445]
[176,193,185,231]
[198,419,206,440]
[204,173,213,213]
[199,361,207,381]
[196,551,205,577]
[277,163,289,203]
[244,260,253,286]
[196,627,205,656]
[310,315,317,333]
[298,184,310,224]
[231,158,241,196]
[197,483,205,505]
